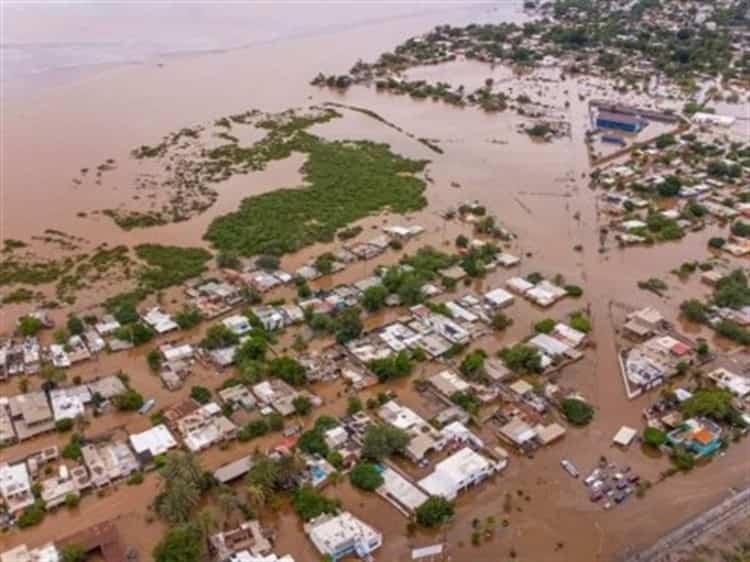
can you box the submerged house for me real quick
[596,111,645,133]
[667,418,722,457]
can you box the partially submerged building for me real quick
[418,447,497,500]
[305,512,383,561]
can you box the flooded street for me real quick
[2,2,750,561]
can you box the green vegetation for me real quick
[680,299,707,323]
[561,398,594,426]
[714,270,750,310]
[451,390,482,415]
[205,121,428,256]
[416,496,454,528]
[350,462,384,491]
[293,484,340,521]
[17,315,44,336]
[174,307,202,329]
[17,501,46,528]
[361,284,388,312]
[643,426,667,448]
[2,287,35,304]
[60,544,87,562]
[681,388,745,426]
[362,423,411,461]
[189,386,212,404]
[293,395,313,416]
[638,277,668,296]
[135,244,212,291]
[460,349,486,379]
[201,324,240,350]
[113,388,145,411]
[153,524,203,562]
[268,356,307,386]
[569,312,591,333]
[55,418,74,432]
[534,318,556,334]
[499,344,542,373]
[368,350,414,382]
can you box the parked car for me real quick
[561,459,579,478]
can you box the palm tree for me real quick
[246,455,280,498]
[216,486,243,529]
[245,484,266,519]
[161,451,203,487]
[195,506,219,554]
[157,478,200,524]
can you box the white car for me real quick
[561,459,579,478]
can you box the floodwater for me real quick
[2,2,750,561]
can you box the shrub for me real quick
[268,356,307,386]
[534,318,556,334]
[293,395,313,416]
[292,485,339,521]
[189,386,212,404]
[416,496,454,528]
[643,427,667,447]
[569,312,591,333]
[113,389,145,411]
[350,462,384,491]
[55,418,74,432]
[564,284,583,297]
[64,492,80,508]
[562,398,594,426]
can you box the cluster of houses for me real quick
[594,124,750,249]
[0,436,139,518]
[0,375,127,443]
[620,307,696,393]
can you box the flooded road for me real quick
[2,2,750,561]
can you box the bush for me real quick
[189,386,212,404]
[350,462,384,491]
[492,312,513,330]
[60,544,87,562]
[113,389,145,411]
[135,244,212,291]
[499,344,542,373]
[268,356,307,386]
[298,429,329,456]
[562,398,594,426]
[534,318,556,334]
[174,307,202,329]
[201,324,240,350]
[55,418,74,432]
[368,351,413,382]
[361,284,388,312]
[64,492,80,508]
[460,350,486,378]
[153,524,203,562]
[17,315,44,336]
[564,284,583,297]
[680,299,707,323]
[238,419,270,442]
[416,496,454,528]
[671,447,695,471]
[708,237,726,249]
[347,396,363,415]
[292,485,339,521]
[569,312,591,333]
[17,501,46,528]
[293,395,313,416]
[451,391,481,415]
[643,427,667,447]
[127,471,145,485]
[362,423,411,461]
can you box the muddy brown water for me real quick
[2,4,750,561]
